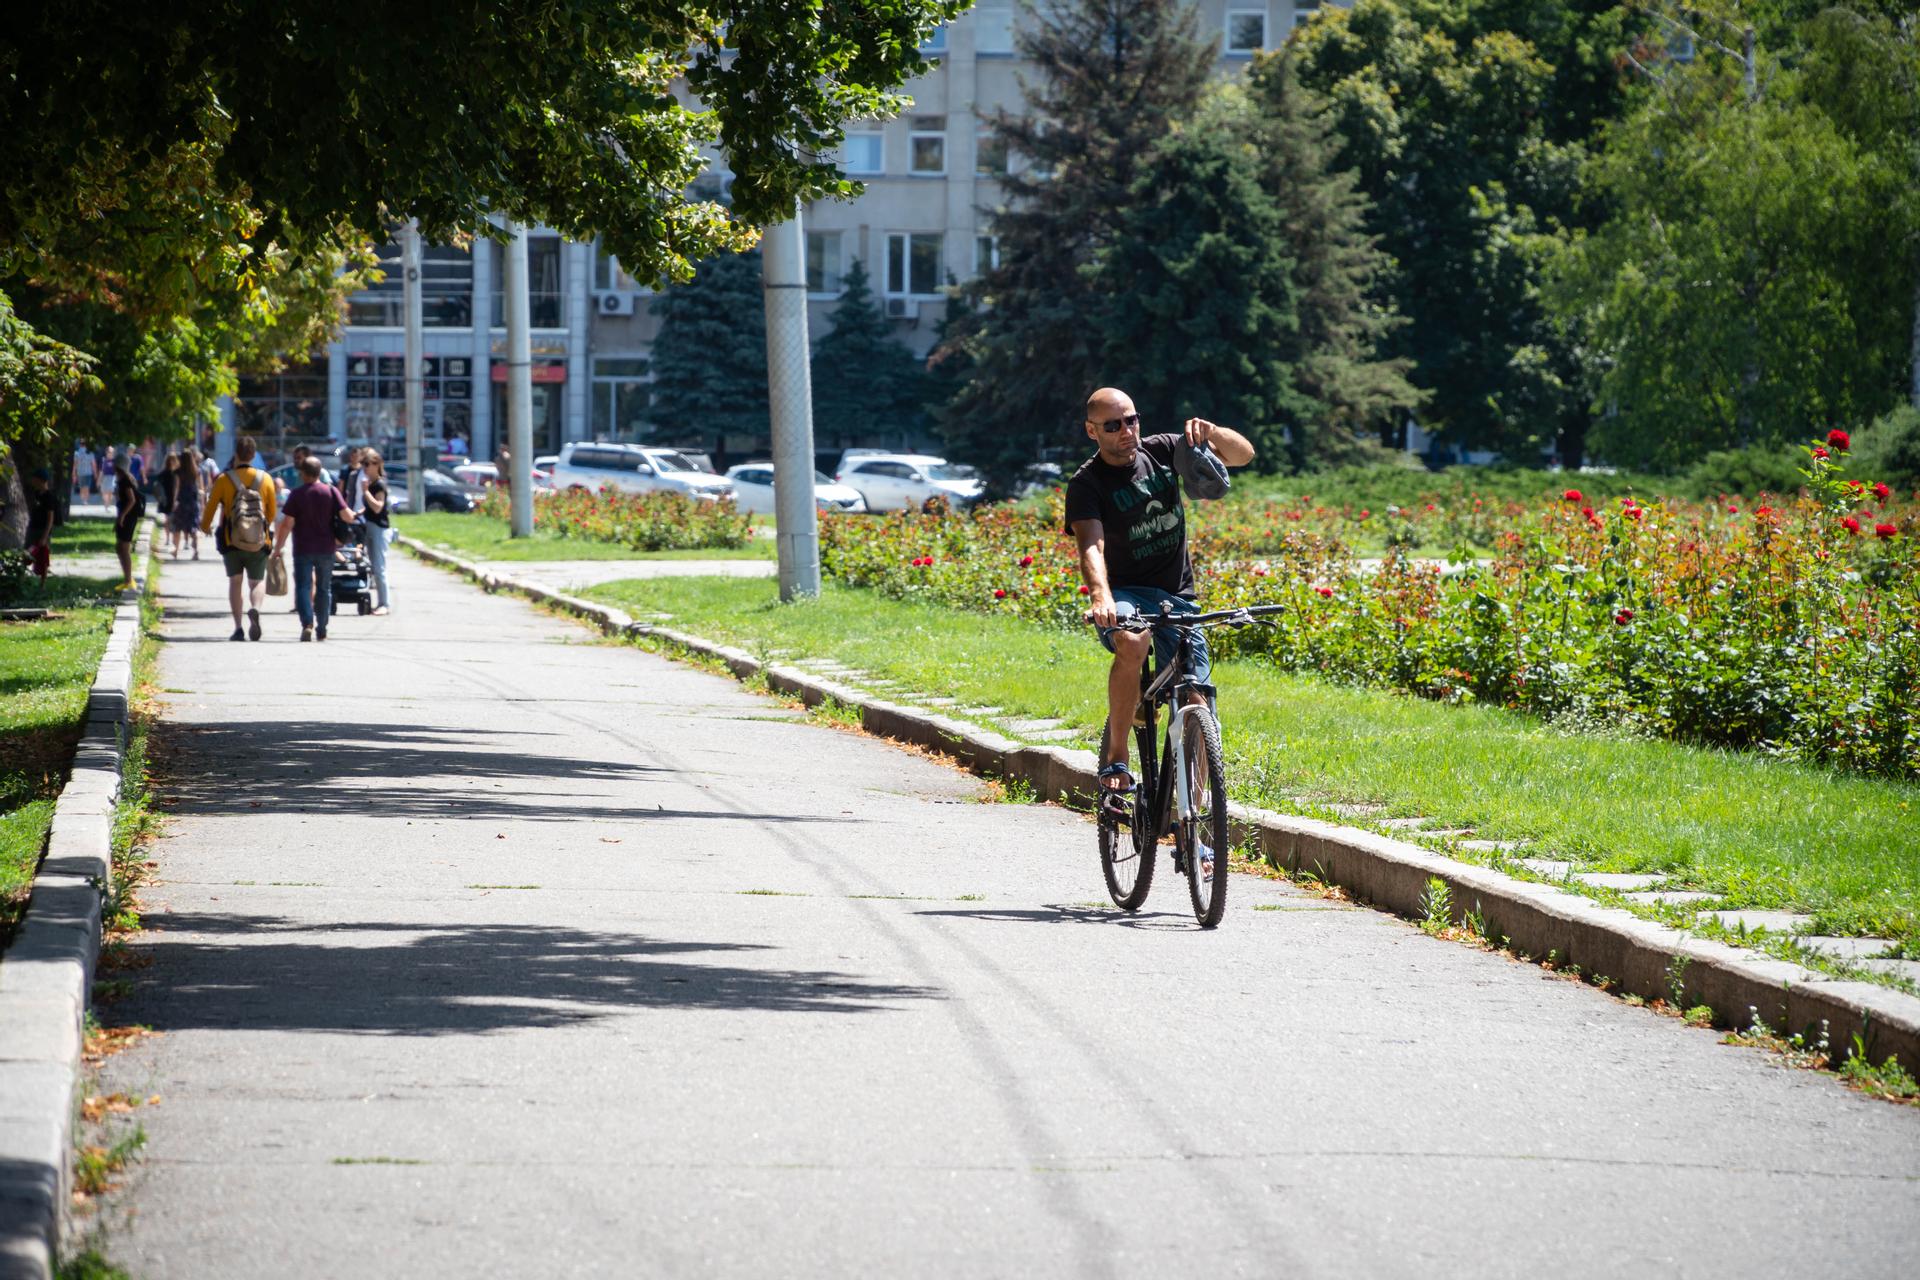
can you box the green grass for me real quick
[49,516,121,557]
[395,511,775,560]
[584,575,1920,954]
[1,587,117,932]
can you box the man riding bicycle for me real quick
[1066,387,1255,807]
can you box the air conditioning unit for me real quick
[597,292,636,317]
[884,297,918,321]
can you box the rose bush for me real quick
[476,486,752,552]
[821,441,1920,779]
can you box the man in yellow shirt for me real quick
[200,435,280,642]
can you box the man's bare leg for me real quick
[1104,630,1150,781]
[226,574,245,627]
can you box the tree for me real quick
[1248,53,1423,468]
[936,0,1216,492]
[810,260,929,451]
[1094,86,1310,471]
[1291,0,1628,462]
[1552,49,1912,467]
[646,252,769,457]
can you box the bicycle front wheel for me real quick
[1097,716,1156,912]
[1178,706,1230,928]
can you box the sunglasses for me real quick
[1091,412,1141,435]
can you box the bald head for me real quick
[1086,387,1131,419]
[1083,386,1141,464]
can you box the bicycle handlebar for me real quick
[1090,603,1286,631]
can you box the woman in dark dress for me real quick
[112,459,145,588]
[168,447,203,559]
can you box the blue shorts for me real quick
[1097,586,1211,686]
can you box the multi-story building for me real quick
[222,0,1341,468]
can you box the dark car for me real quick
[385,465,485,513]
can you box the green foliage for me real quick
[1854,405,1920,488]
[938,0,1217,492]
[1682,447,1809,501]
[1248,52,1422,469]
[1291,0,1623,462]
[1095,85,1310,471]
[475,487,753,553]
[645,252,769,452]
[1555,54,1913,468]
[810,260,929,450]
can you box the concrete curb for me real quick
[401,535,1920,1076]
[0,522,150,1280]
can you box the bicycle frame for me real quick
[1133,626,1218,842]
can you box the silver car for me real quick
[550,442,735,500]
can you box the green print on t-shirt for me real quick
[1118,467,1181,561]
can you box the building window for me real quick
[341,353,474,450]
[1227,9,1267,53]
[1292,3,1324,29]
[593,241,643,293]
[975,2,1014,54]
[909,117,946,175]
[974,235,999,277]
[590,357,651,442]
[806,231,844,295]
[885,232,943,297]
[840,129,884,176]
[976,135,1009,177]
[490,234,565,329]
[234,358,330,453]
[346,242,474,328]
[920,23,947,53]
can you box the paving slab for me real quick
[1377,817,1431,831]
[1456,839,1524,853]
[1516,858,1575,880]
[86,552,1920,1279]
[1623,891,1720,907]
[1796,937,1899,962]
[1704,910,1816,935]
[1575,873,1669,892]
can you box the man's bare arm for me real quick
[1183,418,1255,468]
[1073,519,1117,627]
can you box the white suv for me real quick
[835,454,984,512]
[551,443,736,501]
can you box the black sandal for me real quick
[1097,762,1135,818]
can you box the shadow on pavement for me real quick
[914,904,1198,931]
[114,913,941,1032]
[153,719,865,825]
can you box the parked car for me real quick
[550,442,736,500]
[723,463,867,515]
[534,454,560,474]
[834,454,984,512]
[384,466,486,513]
[452,462,553,490]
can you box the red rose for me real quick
[1813,446,1829,460]
[1562,489,1582,503]
[1358,508,1371,520]
[1315,586,1333,598]
[1875,523,1899,539]
[993,588,1008,598]
[1624,506,1642,521]
[1841,516,1862,535]
[1078,584,1089,595]
[1614,608,1634,626]
[1252,567,1268,577]
[1018,555,1033,567]
[1828,429,1851,452]
[1755,505,1773,518]
[1873,482,1892,501]
[1727,505,1739,514]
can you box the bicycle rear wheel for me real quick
[1097,715,1156,911]
[1178,706,1230,928]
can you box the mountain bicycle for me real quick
[1095,602,1283,927]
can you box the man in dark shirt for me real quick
[273,457,356,642]
[23,468,57,585]
[1065,387,1254,801]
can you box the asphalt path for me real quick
[93,551,1920,1278]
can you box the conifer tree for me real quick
[809,259,929,451]
[1250,52,1423,470]
[646,251,768,455]
[936,0,1216,492]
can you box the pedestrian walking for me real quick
[273,456,354,642]
[112,458,145,589]
[129,449,146,490]
[197,448,218,496]
[156,453,180,553]
[72,441,95,504]
[23,469,56,587]
[340,447,367,515]
[199,435,278,642]
[361,454,392,615]
[170,447,204,559]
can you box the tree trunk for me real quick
[0,445,25,550]
[1910,256,1920,409]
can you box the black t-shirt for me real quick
[25,491,56,546]
[1062,433,1192,598]
[364,479,390,527]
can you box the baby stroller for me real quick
[330,526,375,617]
